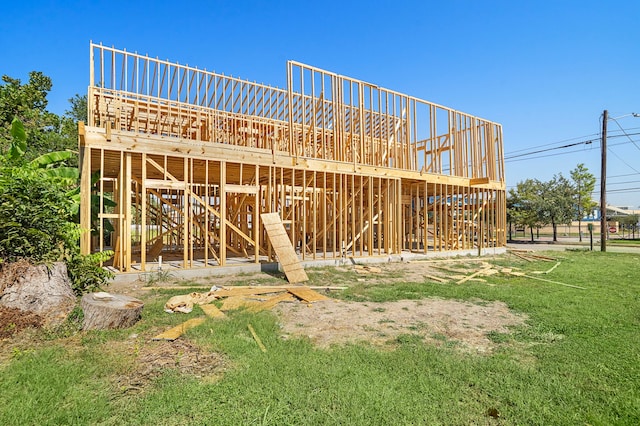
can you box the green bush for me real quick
[0,166,77,262]
[0,118,113,294]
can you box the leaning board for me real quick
[260,213,309,283]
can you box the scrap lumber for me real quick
[457,265,494,285]
[260,213,309,283]
[509,250,534,262]
[506,271,585,289]
[247,324,267,353]
[220,296,261,312]
[213,287,290,298]
[153,317,206,341]
[200,304,226,318]
[544,261,561,274]
[423,273,448,283]
[287,286,330,303]
[142,285,347,291]
[508,249,557,263]
[249,292,296,312]
[531,261,562,275]
[354,265,383,274]
[526,253,557,262]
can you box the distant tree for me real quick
[509,175,577,242]
[508,179,544,242]
[0,72,79,162]
[60,94,87,145]
[570,163,597,242]
[542,174,575,242]
[614,214,639,239]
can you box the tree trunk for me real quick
[578,219,583,242]
[552,222,558,242]
[530,227,534,242]
[81,293,144,330]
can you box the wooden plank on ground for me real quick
[249,292,295,312]
[152,317,206,341]
[260,213,309,283]
[287,286,330,303]
[220,296,261,311]
[247,324,267,352]
[200,304,226,318]
[456,266,493,284]
[424,273,448,283]
[214,287,290,297]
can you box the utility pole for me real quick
[600,110,607,252]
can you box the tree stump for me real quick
[0,261,75,325]
[81,292,144,330]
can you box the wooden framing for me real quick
[80,43,506,272]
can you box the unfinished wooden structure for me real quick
[79,43,506,272]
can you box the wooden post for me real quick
[220,161,226,265]
[79,122,91,255]
[600,110,607,252]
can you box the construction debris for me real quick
[507,249,557,262]
[423,273,449,283]
[153,317,206,341]
[456,265,493,285]
[530,261,561,275]
[420,255,582,291]
[247,324,267,353]
[354,265,383,275]
[155,285,333,340]
[504,272,586,290]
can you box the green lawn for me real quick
[1,251,639,425]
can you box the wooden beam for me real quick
[469,177,490,186]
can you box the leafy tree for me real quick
[0,72,78,162]
[508,174,577,242]
[60,94,87,148]
[542,174,575,242]
[570,163,597,241]
[613,214,639,239]
[508,179,544,242]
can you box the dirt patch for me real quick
[0,306,43,339]
[114,339,229,392]
[275,298,525,353]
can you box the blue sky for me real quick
[2,0,639,207]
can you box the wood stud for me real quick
[80,43,506,272]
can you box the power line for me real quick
[504,134,640,163]
[504,140,593,160]
[504,132,600,155]
[504,127,640,156]
[605,179,640,186]
[608,117,640,153]
[607,147,640,174]
[594,172,640,181]
[604,187,640,194]
[505,147,596,163]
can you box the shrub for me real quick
[0,118,113,294]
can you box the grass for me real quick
[1,250,639,424]
[608,238,640,245]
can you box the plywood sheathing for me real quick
[260,213,309,283]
